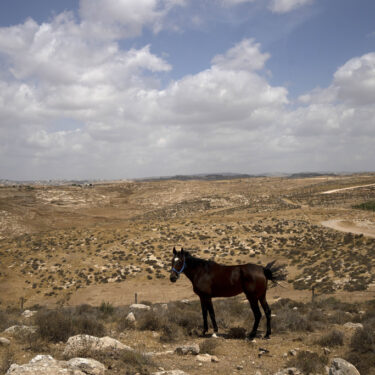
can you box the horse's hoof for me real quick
[263,335,270,340]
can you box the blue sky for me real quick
[0,0,374,179]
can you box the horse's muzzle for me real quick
[170,274,178,282]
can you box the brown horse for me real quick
[170,247,286,339]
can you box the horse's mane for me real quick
[184,251,212,269]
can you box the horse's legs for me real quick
[206,298,218,333]
[259,294,271,339]
[247,295,262,339]
[199,296,209,335]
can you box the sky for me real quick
[0,0,374,180]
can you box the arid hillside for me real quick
[1,174,375,308]
[1,174,375,375]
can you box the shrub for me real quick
[273,307,314,333]
[286,351,327,375]
[35,309,105,342]
[0,348,14,374]
[199,339,218,354]
[350,326,375,354]
[315,329,344,347]
[137,311,165,331]
[99,301,114,315]
[227,326,247,339]
[159,322,183,343]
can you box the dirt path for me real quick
[321,219,375,238]
[320,183,375,194]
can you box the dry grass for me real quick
[286,351,328,375]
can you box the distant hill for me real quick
[138,173,263,181]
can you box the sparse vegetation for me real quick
[286,350,328,375]
[315,329,344,347]
[353,201,375,211]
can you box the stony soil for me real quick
[1,173,375,374]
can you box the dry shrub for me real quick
[350,326,375,354]
[0,311,9,331]
[199,339,218,354]
[286,351,327,375]
[273,307,314,333]
[119,349,155,370]
[0,348,14,374]
[35,309,105,342]
[137,311,165,331]
[315,329,344,347]
[227,326,247,339]
[159,322,183,343]
[345,352,375,375]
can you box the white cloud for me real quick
[0,6,374,179]
[269,0,313,14]
[79,0,185,39]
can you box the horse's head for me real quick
[170,247,185,283]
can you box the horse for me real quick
[170,247,286,339]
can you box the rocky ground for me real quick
[0,173,375,374]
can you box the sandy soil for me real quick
[320,183,375,194]
[321,219,375,238]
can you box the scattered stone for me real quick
[180,299,190,304]
[0,337,10,346]
[126,312,136,322]
[175,344,200,355]
[211,355,219,363]
[129,304,151,311]
[6,354,106,375]
[288,349,297,356]
[329,358,360,375]
[3,325,37,337]
[63,334,131,357]
[67,358,105,375]
[236,364,244,370]
[152,371,189,375]
[196,354,213,363]
[274,368,302,375]
[324,347,331,355]
[21,310,37,318]
[343,322,363,330]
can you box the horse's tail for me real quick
[263,260,287,285]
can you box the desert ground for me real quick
[0,173,375,374]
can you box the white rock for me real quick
[196,354,212,362]
[6,355,85,375]
[175,344,200,355]
[3,325,37,337]
[126,312,136,322]
[329,358,360,375]
[152,371,188,375]
[0,337,10,346]
[21,310,37,318]
[67,358,106,375]
[343,322,363,330]
[63,334,132,357]
[129,304,151,311]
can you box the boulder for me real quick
[63,334,132,357]
[329,358,360,375]
[129,304,151,311]
[5,354,106,375]
[175,344,200,355]
[343,323,363,330]
[67,358,105,375]
[3,325,37,337]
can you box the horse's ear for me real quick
[173,247,177,255]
